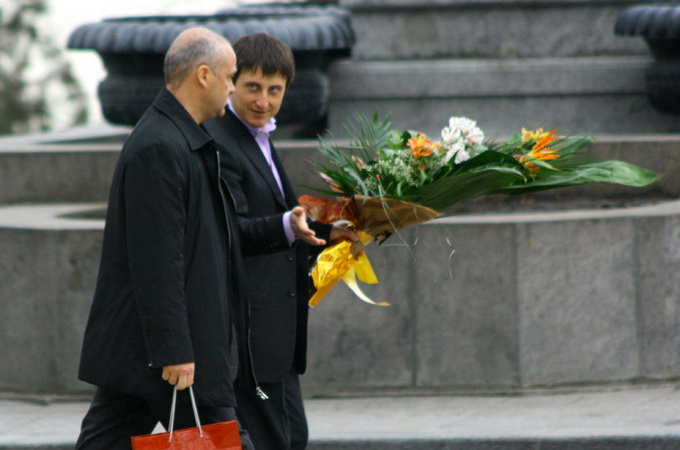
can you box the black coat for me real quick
[78,89,245,407]
[205,110,332,383]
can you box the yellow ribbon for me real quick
[308,232,389,307]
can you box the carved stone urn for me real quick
[68,3,354,136]
[616,3,680,114]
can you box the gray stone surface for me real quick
[413,222,520,389]
[324,0,679,136]
[0,125,125,204]
[7,198,680,395]
[3,131,678,205]
[339,0,650,60]
[1,131,680,395]
[305,239,417,388]
[327,56,680,137]
[0,148,119,204]
[636,216,680,379]
[3,385,680,449]
[329,57,650,99]
[306,200,680,393]
[517,218,639,386]
[0,205,103,394]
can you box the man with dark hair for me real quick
[75,27,254,449]
[205,33,357,449]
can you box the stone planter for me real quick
[67,3,354,136]
[616,3,680,114]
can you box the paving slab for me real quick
[1,385,680,449]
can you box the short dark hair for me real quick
[233,33,295,86]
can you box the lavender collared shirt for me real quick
[227,99,295,245]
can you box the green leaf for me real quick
[499,160,663,194]
[406,170,525,211]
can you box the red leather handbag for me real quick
[131,387,242,449]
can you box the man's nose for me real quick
[256,92,268,107]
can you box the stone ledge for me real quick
[341,0,647,8]
[327,56,680,136]
[0,204,104,230]
[1,130,678,203]
[329,56,651,99]
[437,199,680,223]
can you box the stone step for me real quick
[340,0,650,60]
[340,0,652,61]
[0,125,127,204]
[328,1,680,136]
[327,56,680,137]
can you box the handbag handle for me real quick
[168,386,203,442]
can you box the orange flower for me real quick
[532,129,559,151]
[522,128,551,143]
[407,132,436,159]
[518,129,560,172]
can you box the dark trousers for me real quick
[75,387,254,449]
[235,369,308,450]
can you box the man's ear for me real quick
[196,65,211,88]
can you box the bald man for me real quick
[75,27,254,449]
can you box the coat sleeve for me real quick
[124,141,194,368]
[237,214,292,257]
[219,148,292,256]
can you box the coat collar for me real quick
[152,88,214,152]
[222,109,290,209]
[226,97,277,138]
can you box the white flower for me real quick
[440,140,472,164]
[448,116,476,130]
[441,125,462,143]
[465,127,484,146]
[439,116,486,163]
[454,147,471,164]
[442,140,464,163]
[445,116,485,147]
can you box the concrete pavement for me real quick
[2,384,680,449]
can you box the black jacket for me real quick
[78,89,245,407]
[205,110,332,383]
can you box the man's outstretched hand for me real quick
[290,206,326,246]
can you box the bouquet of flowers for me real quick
[300,113,662,307]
